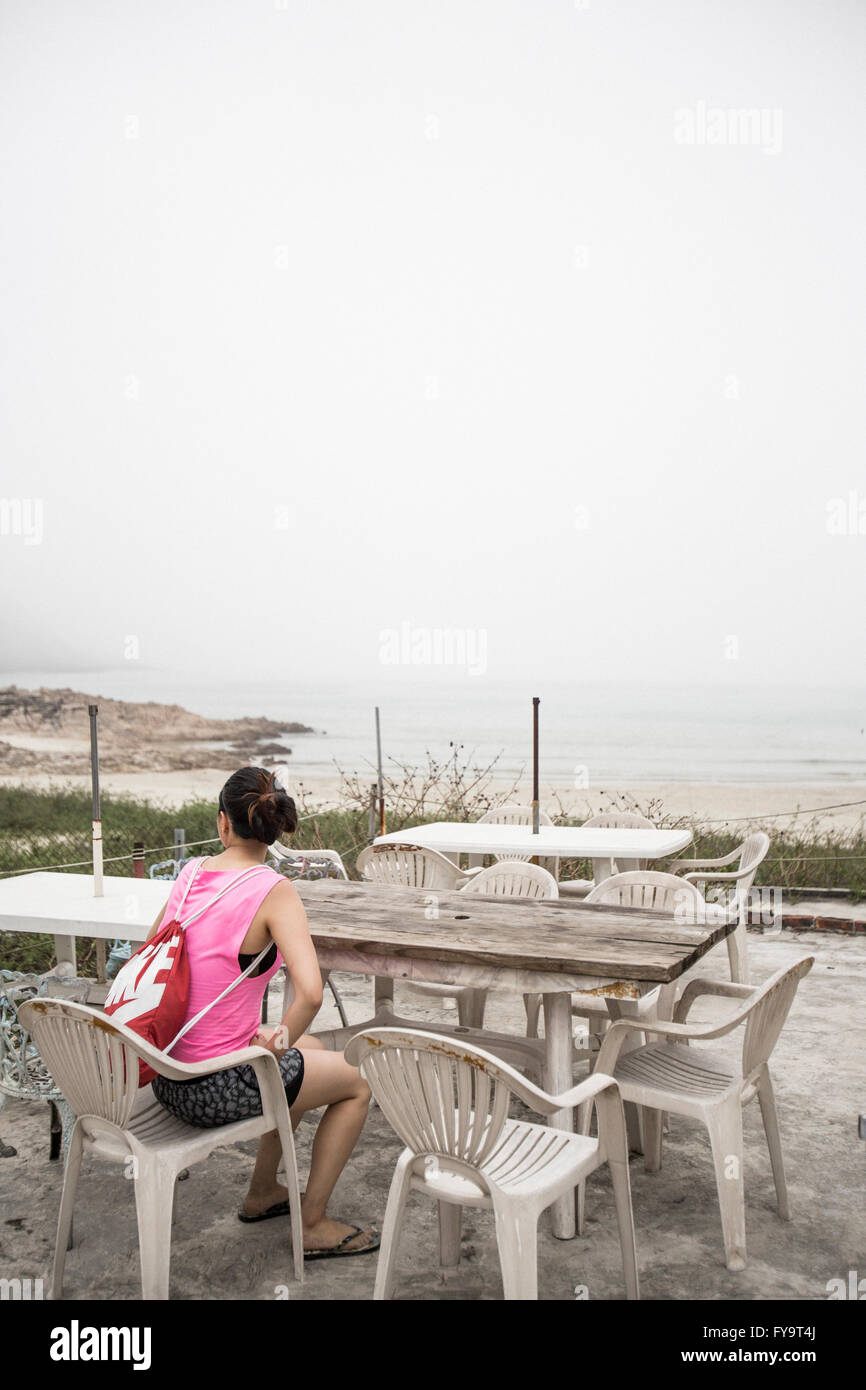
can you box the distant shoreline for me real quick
[0,685,312,776]
[1,682,863,834]
[2,766,864,833]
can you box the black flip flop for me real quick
[238,1200,293,1224]
[304,1225,380,1261]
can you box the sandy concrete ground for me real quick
[0,928,863,1302]
[3,766,865,832]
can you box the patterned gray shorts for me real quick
[153,1049,305,1129]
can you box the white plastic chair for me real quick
[418,860,560,1030]
[356,843,468,890]
[558,811,655,897]
[356,843,473,1011]
[268,841,349,880]
[571,871,710,1034]
[670,832,770,984]
[268,841,350,1025]
[586,869,708,916]
[461,860,559,902]
[19,998,304,1300]
[460,862,560,1036]
[355,843,473,1021]
[463,803,559,880]
[588,955,814,1270]
[0,968,105,1159]
[344,1026,639,1301]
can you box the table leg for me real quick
[543,991,575,1240]
[54,934,76,972]
[605,998,645,1153]
[456,988,486,1029]
[373,975,395,1021]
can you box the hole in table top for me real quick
[454,914,470,920]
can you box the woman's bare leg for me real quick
[243,1046,374,1251]
[291,1048,373,1249]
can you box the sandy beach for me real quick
[2,686,864,833]
[2,764,864,832]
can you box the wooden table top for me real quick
[295,879,731,987]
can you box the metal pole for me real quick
[173,827,185,866]
[375,706,385,837]
[89,704,103,898]
[133,841,144,879]
[532,696,540,836]
[368,785,378,844]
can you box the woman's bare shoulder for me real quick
[265,875,304,912]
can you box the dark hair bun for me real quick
[219,767,298,845]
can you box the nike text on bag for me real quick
[103,859,273,1086]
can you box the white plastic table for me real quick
[374,821,692,866]
[0,872,168,966]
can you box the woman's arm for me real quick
[258,879,323,1052]
[146,903,168,942]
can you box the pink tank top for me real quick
[162,858,285,1064]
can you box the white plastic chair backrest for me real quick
[345,1027,512,1167]
[18,998,143,1129]
[741,956,813,1076]
[356,844,462,890]
[478,804,553,828]
[582,812,655,830]
[269,842,348,879]
[586,870,705,920]
[583,812,655,875]
[733,831,770,910]
[476,803,557,868]
[460,861,559,900]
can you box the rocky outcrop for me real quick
[0,687,313,774]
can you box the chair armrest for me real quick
[680,869,749,885]
[594,1001,754,1075]
[147,1044,275,1083]
[346,1027,619,1119]
[524,1071,629,1170]
[673,978,756,1023]
[671,850,740,872]
[545,1069,621,1114]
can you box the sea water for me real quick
[3,669,864,787]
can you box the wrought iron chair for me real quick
[0,966,106,1158]
[268,842,349,1026]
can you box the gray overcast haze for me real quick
[1,0,864,690]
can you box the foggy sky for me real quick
[1,0,864,690]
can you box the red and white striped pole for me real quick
[88,704,103,898]
[531,696,540,836]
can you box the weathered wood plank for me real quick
[295,879,732,985]
[312,943,642,997]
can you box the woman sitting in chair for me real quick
[147,766,378,1261]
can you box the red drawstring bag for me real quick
[104,859,271,1085]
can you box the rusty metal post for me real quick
[531,696,540,833]
[375,706,385,837]
[531,696,540,864]
[89,704,103,897]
